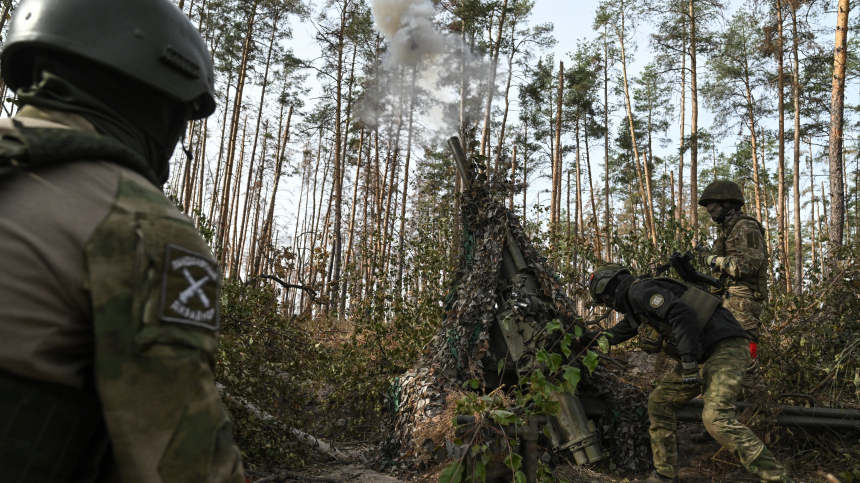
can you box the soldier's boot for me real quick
[635,471,679,483]
[747,449,792,483]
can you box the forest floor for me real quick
[246,436,845,483]
[245,328,857,483]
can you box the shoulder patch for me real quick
[159,244,220,330]
[650,294,665,308]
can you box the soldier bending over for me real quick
[580,264,791,483]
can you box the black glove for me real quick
[681,361,704,385]
[695,245,712,267]
[694,242,711,253]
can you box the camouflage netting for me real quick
[379,183,652,471]
[583,368,653,472]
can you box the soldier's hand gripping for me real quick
[694,243,712,267]
[681,361,704,385]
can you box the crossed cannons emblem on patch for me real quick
[160,244,220,330]
[179,268,212,308]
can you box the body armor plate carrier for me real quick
[713,215,768,300]
[633,277,722,358]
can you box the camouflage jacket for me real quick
[0,107,244,482]
[711,213,768,299]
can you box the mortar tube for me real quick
[448,136,471,190]
[504,229,540,297]
[675,403,860,431]
[682,398,860,421]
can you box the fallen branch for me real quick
[254,471,343,483]
[246,275,318,300]
[598,353,626,369]
[216,383,353,462]
[777,265,849,332]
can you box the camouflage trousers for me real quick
[647,338,789,482]
[722,295,764,389]
[722,295,763,342]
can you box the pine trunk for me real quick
[218,2,258,249]
[554,61,564,229]
[829,0,849,247]
[776,0,790,291]
[615,14,655,247]
[689,0,699,235]
[480,0,509,157]
[790,0,803,293]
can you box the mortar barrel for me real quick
[676,399,860,430]
[682,398,860,421]
[447,136,471,191]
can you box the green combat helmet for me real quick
[588,263,630,307]
[1,0,216,120]
[698,180,745,207]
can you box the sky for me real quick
[280,0,719,226]
[217,0,843,244]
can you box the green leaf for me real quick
[504,452,523,472]
[560,337,571,358]
[439,461,465,483]
[490,409,516,425]
[535,349,550,365]
[514,470,527,483]
[597,335,610,354]
[497,359,505,376]
[470,379,480,390]
[549,352,562,372]
[563,366,581,390]
[474,460,486,482]
[574,325,583,337]
[546,319,562,334]
[583,350,599,374]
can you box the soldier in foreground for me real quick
[696,180,768,346]
[580,264,792,483]
[0,0,245,481]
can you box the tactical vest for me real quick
[713,214,768,299]
[0,121,142,482]
[631,277,722,358]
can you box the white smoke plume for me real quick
[371,0,448,65]
[366,0,489,132]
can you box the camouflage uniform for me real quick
[0,0,243,479]
[585,269,791,483]
[648,338,787,481]
[710,212,768,342]
[0,110,244,481]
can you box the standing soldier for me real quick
[696,180,768,348]
[581,264,792,483]
[0,0,245,481]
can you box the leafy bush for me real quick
[216,280,326,469]
[760,245,860,404]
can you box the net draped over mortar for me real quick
[382,184,579,463]
[381,182,653,470]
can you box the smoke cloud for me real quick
[371,0,447,65]
[365,0,489,133]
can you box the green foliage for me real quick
[216,279,326,469]
[760,245,860,403]
[440,321,594,483]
